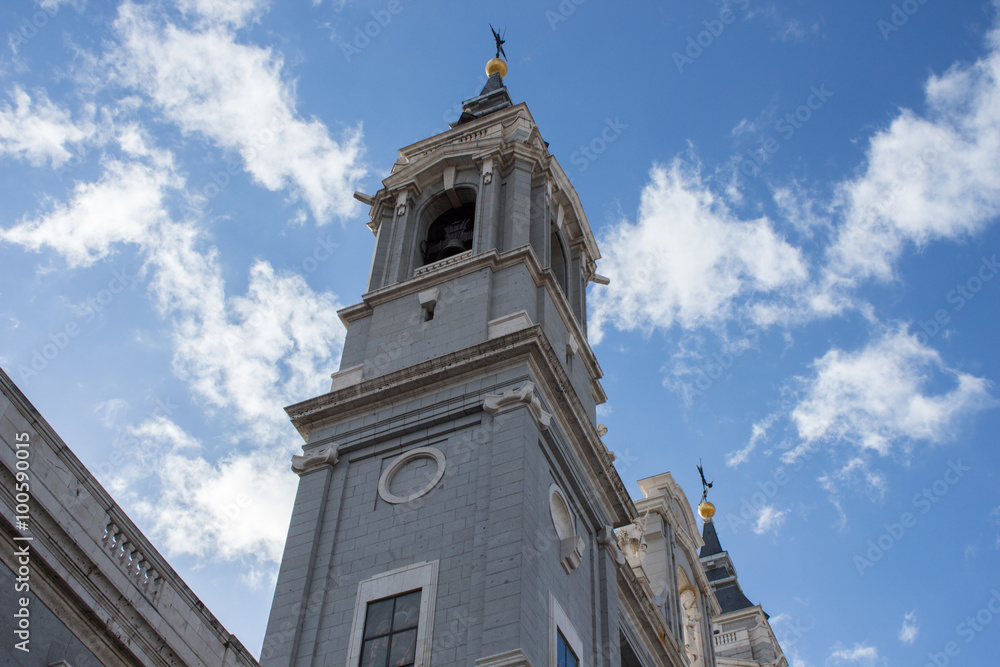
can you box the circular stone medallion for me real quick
[377,446,447,504]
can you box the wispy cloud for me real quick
[826,643,883,666]
[898,610,919,645]
[727,413,778,467]
[785,325,995,464]
[595,12,1000,334]
[0,0,357,579]
[110,0,365,223]
[0,86,95,168]
[589,158,807,342]
[0,141,180,267]
[753,504,788,535]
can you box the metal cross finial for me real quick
[697,458,714,504]
[490,24,507,60]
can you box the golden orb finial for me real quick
[698,501,716,520]
[486,57,507,78]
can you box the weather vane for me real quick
[490,24,507,60]
[697,459,714,505]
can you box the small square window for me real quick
[360,591,422,667]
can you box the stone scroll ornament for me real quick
[291,443,339,475]
[482,381,552,430]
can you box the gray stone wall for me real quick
[0,561,103,667]
[263,364,621,666]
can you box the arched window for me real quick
[421,202,475,265]
[550,226,568,295]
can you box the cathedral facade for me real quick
[0,59,786,667]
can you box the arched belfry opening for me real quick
[550,224,568,295]
[421,195,476,266]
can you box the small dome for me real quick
[486,57,507,78]
[698,500,716,519]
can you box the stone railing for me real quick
[714,628,749,647]
[102,520,163,596]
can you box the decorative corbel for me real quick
[291,443,339,475]
[560,536,585,573]
[395,190,409,217]
[483,381,552,431]
[481,156,494,184]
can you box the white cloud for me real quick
[1,119,344,570]
[118,418,297,577]
[111,1,365,223]
[0,87,95,168]
[99,219,345,569]
[824,19,1000,284]
[753,504,788,535]
[36,0,84,13]
[727,413,777,467]
[0,153,180,267]
[589,160,808,343]
[826,643,882,666]
[176,0,269,27]
[597,14,1000,338]
[818,457,887,505]
[145,221,345,440]
[785,326,995,463]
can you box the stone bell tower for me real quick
[260,55,642,667]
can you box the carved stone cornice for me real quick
[284,325,634,528]
[335,245,606,402]
[475,649,536,667]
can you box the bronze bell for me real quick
[436,238,467,261]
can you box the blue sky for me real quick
[2,0,999,664]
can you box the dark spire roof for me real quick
[700,518,724,557]
[700,518,756,614]
[450,72,513,128]
[714,584,756,614]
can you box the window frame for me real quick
[549,593,585,667]
[346,561,440,667]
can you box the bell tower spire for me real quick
[261,38,629,667]
[699,498,789,667]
